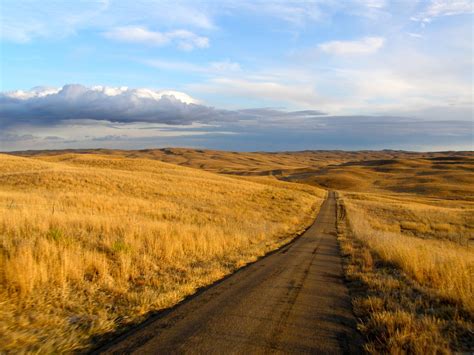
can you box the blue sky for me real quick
[0,0,472,151]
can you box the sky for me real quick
[0,0,472,152]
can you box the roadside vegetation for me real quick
[337,192,474,353]
[0,153,325,352]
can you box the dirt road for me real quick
[98,192,361,354]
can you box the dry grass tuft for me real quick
[0,153,325,352]
[362,310,451,354]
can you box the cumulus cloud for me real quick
[0,84,219,127]
[103,26,209,50]
[0,84,327,129]
[319,36,385,55]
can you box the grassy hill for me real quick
[14,148,474,199]
[0,153,325,352]
[284,156,474,199]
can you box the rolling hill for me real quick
[14,148,474,199]
[0,153,324,352]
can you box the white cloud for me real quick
[247,2,324,26]
[103,26,209,50]
[5,86,61,99]
[1,0,394,44]
[338,69,415,97]
[0,83,327,130]
[183,33,472,117]
[147,2,214,30]
[209,60,241,72]
[319,36,385,55]
[3,85,199,104]
[0,84,213,127]
[0,1,109,42]
[189,77,321,107]
[143,59,204,73]
[170,30,210,50]
[412,0,473,23]
[104,26,168,45]
[355,0,387,9]
[143,59,241,74]
[424,0,473,18]
[221,1,389,27]
[313,39,473,116]
[0,0,214,43]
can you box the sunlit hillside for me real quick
[286,156,474,199]
[0,153,325,352]
[15,149,474,199]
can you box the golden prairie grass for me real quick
[283,154,474,199]
[0,153,325,352]
[11,147,356,174]
[337,192,474,353]
[17,149,474,203]
[343,192,474,245]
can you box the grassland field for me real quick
[337,192,473,353]
[0,152,325,352]
[2,148,474,353]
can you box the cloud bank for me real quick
[0,85,329,129]
[0,85,217,127]
[0,84,471,152]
